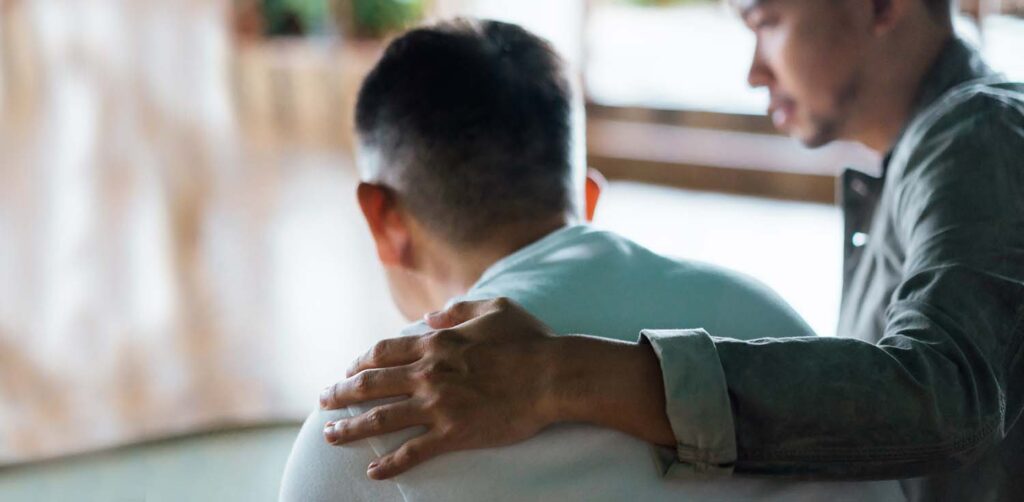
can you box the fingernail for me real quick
[367,462,381,479]
[323,421,337,443]
[319,387,331,409]
[424,311,440,321]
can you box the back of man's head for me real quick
[355,18,578,247]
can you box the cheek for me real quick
[776,27,855,108]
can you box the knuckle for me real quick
[435,360,457,374]
[335,420,352,439]
[401,444,421,464]
[421,360,452,381]
[420,392,441,410]
[421,390,451,412]
[436,422,457,440]
[353,371,374,394]
[369,341,389,363]
[412,367,431,383]
[367,408,386,429]
[424,332,442,350]
[450,301,471,315]
[430,388,457,409]
[416,367,438,384]
[426,329,456,351]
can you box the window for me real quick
[975,0,1024,79]
[586,0,764,115]
[580,0,1024,202]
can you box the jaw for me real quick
[385,267,441,323]
[793,118,841,148]
[791,73,864,148]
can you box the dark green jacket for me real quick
[642,37,1024,502]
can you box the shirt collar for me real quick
[464,224,588,295]
[882,36,996,169]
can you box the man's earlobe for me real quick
[357,182,406,266]
[870,0,903,34]
[585,168,606,222]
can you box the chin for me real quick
[385,274,430,322]
[392,287,440,323]
[798,135,832,149]
[793,123,839,149]
[390,291,422,323]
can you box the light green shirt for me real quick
[281,225,901,501]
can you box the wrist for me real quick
[537,335,643,422]
[534,334,576,425]
[536,334,676,446]
[536,334,613,425]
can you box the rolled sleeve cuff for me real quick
[639,328,737,478]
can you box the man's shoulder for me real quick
[478,225,798,303]
[907,77,1024,150]
[886,77,1024,244]
[486,226,740,288]
[463,226,677,304]
[893,77,1024,186]
[940,77,1024,108]
[506,226,682,277]
[552,227,785,289]
[463,227,814,340]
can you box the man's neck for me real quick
[851,22,953,153]
[426,215,573,301]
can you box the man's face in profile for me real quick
[736,0,871,147]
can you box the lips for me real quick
[768,95,796,129]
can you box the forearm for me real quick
[542,334,676,447]
[540,313,1014,479]
[713,329,1008,478]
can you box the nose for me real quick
[746,41,772,89]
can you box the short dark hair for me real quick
[355,18,576,246]
[924,0,953,18]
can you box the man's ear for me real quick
[869,0,908,35]
[585,167,606,222]
[357,182,412,268]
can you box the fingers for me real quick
[347,335,424,378]
[320,366,415,410]
[423,297,509,329]
[367,430,448,480]
[324,399,427,445]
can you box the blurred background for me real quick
[0,0,1022,498]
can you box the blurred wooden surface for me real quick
[0,0,405,466]
[231,38,384,152]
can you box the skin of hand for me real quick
[318,297,675,479]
